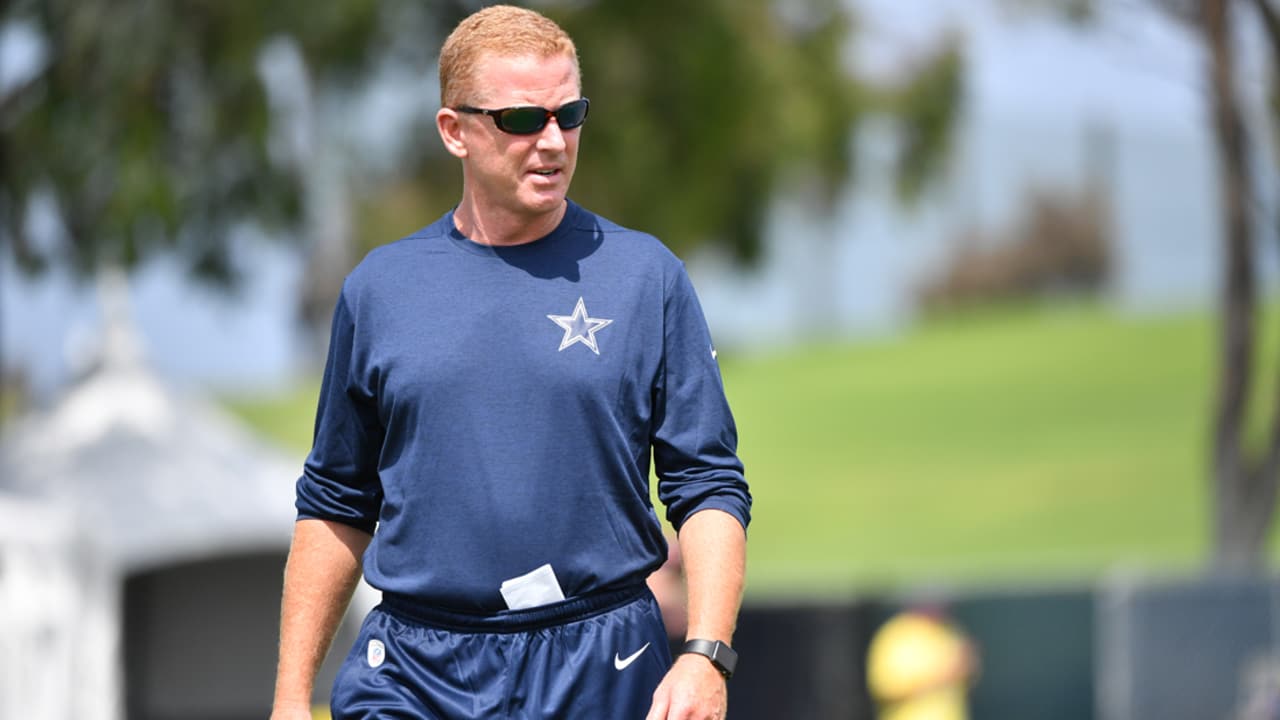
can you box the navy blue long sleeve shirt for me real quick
[296,201,751,612]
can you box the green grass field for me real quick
[225,300,1280,599]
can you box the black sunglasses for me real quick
[454,97,590,135]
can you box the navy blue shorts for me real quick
[331,585,672,719]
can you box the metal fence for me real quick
[1097,574,1280,720]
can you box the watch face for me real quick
[683,639,737,678]
[712,642,738,676]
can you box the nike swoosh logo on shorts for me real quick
[614,642,651,671]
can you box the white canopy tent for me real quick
[0,273,316,719]
[0,273,299,574]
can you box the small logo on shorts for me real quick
[614,642,650,671]
[367,639,386,668]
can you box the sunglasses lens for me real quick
[556,99,590,130]
[497,107,550,134]
[488,99,589,134]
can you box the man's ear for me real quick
[437,108,468,159]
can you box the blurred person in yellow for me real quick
[866,604,980,720]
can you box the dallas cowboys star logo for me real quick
[547,297,613,355]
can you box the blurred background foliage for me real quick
[0,0,962,289]
[2,0,381,282]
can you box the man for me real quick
[270,6,751,720]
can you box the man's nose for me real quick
[536,117,567,150]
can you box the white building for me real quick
[0,275,367,719]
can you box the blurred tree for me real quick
[1,0,964,339]
[879,37,964,206]
[1198,0,1280,574]
[1260,0,1280,144]
[558,0,852,262]
[1123,0,1280,573]
[971,0,1280,572]
[0,0,401,284]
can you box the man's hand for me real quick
[645,653,728,720]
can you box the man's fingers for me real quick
[646,686,670,720]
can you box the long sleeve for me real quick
[295,291,384,534]
[651,266,751,532]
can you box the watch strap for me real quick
[681,638,738,679]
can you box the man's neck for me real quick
[452,198,567,247]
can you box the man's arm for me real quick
[271,518,372,719]
[647,509,746,720]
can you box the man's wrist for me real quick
[680,638,738,679]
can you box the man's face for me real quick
[456,52,582,221]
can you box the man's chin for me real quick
[519,192,568,216]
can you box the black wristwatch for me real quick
[681,639,738,679]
